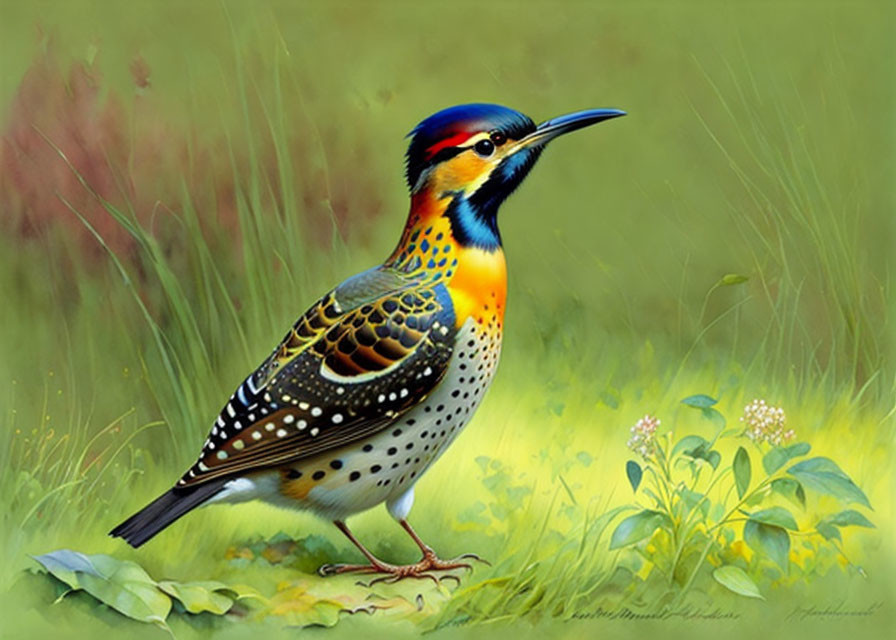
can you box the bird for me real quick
[111,103,625,582]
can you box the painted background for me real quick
[1,1,892,638]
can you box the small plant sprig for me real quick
[612,394,875,603]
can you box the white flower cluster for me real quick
[627,414,660,459]
[740,399,794,446]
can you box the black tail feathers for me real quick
[110,479,228,548]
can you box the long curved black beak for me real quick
[515,108,626,149]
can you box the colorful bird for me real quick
[111,103,625,581]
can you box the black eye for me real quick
[490,131,506,146]
[474,139,495,157]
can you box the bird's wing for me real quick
[177,267,456,487]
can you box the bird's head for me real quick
[405,103,625,249]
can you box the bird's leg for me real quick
[318,520,396,577]
[398,519,489,570]
[317,519,485,585]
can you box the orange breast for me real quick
[447,247,507,329]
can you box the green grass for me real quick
[1,1,893,638]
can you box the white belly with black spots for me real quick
[270,317,502,520]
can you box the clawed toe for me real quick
[317,552,481,585]
[324,519,484,585]
[318,563,379,577]
[452,552,491,566]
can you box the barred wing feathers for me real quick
[177,267,456,486]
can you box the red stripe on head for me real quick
[425,132,474,160]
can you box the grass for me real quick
[1,1,893,638]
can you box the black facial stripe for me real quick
[428,145,466,166]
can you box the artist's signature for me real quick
[571,606,739,621]
[786,601,883,621]
[568,601,885,623]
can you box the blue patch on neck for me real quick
[444,194,502,251]
[441,146,543,251]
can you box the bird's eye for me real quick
[474,139,495,157]
[490,131,506,146]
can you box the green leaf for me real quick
[744,521,790,571]
[158,580,234,615]
[762,442,811,475]
[625,460,642,493]
[609,510,666,549]
[816,522,841,542]
[79,555,171,626]
[720,273,749,285]
[31,550,101,586]
[733,447,751,499]
[672,435,709,458]
[749,506,799,531]
[681,394,718,409]
[826,510,875,529]
[701,406,726,428]
[787,457,872,508]
[587,505,638,540]
[771,477,806,508]
[816,509,875,543]
[672,435,720,469]
[33,552,172,627]
[712,565,763,599]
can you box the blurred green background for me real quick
[1,0,893,637]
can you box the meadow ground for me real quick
[1,1,893,638]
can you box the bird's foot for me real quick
[318,550,488,586]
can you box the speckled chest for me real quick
[275,317,502,519]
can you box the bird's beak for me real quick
[512,108,626,150]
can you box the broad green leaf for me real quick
[744,491,767,507]
[826,510,875,529]
[701,406,726,428]
[744,521,790,571]
[158,580,234,615]
[625,460,642,493]
[816,509,875,543]
[720,274,749,285]
[789,457,842,473]
[218,583,267,603]
[787,457,872,508]
[681,394,718,409]
[587,505,638,540]
[762,442,811,475]
[33,551,171,625]
[712,565,763,599]
[31,550,102,587]
[707,450,722,470]
[771,478,806,508]
[78,555,171,626]
[609,510,666,549]
[733,447,751,499]
[816,522,841,542]
[749,506,798,530]
[672,435,720,469]
[672,435,709,458]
